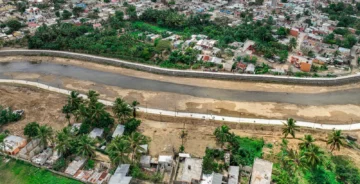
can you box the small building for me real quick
[46,150,61,165]
[228,166,239,184]
[245,64,255,74]
[158,155,174,172]
[290,28,299,37]
[250,158,273,184]
[32,148,53,165]
[201,172,223,184]
[140,155,151,168]
[1,135,27,155]
[108,164,132,184]
[176,158,203,184]
[139,144,148,154]
[112,124,125,138]
[89,128,104,139]
[65,157,87,176]
[19,139,43,160]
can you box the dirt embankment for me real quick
[1,85,360,165]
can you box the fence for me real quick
[0,79,359,131]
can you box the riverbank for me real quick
[3,55,360,94]
[1,50,360,85]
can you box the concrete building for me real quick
[250,158,273,184]
[158,155,174,172]
[32,148,53,165]
[89,128,104,139]
[112,124,125,138]
[108,164,132,184]
[1,135,27,155]
[65,157,87,176]
[176,158,203,184]
[228,166,239,184]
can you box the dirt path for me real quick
[3,56,360,94]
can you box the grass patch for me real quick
[0,156,82,184]
[132,21,171,33]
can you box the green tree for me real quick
[333,50,341,58]
[55,127,73,157]
[299,134,315,150]
[126,132,149,163]
[113,98,132,124]
[6,19,22,32]
[327,129,345,152]
[24,122,40,138]
[155,40,171,57]
[284,149,306,172]
[303,145,324,167]
[36,125,54,147]
[107,136,131,166]
[124,118,141,135]
[282,118,299,138]
[130,101,140,118]
[62,105,72,125]
[213,125,231,148]
[62,10,72,20]
[289,38,297,51]
[76,135,96,158]
[72,7,84,17]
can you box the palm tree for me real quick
[131,101,140,118]
[303,145,324,167]
[284,149,307,172]
[107,136,131,166]
[113,98,132,124]
[68,91,83,111]
[36,125,53,148]
[299,134,315,150]
[87,90,99,108]
[76,135,97,158]
[327,129,345,152]
[282,118,300,138]
[62,105,72,126]
[89,102,106,123]
[126,132,149,163]
[213,125,231,148]
[55,127,73,157]
[289,38,297,51]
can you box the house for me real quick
[19,139,43,160]
[201,172,223,184]
[228,166,239,184]
[209,57,223,64]
[242,40,256,53]
[290,28,299,37]
[46,150,61,165]
[139,144,148,154]
[112,124,125,138]
[245,64,255,74]
[89,128,104,139]
[250,158,273,184]
[65,157,87,176]
[313,56,330,65]
[338,47,351,57]
[32,148,52,165]
[196,39,217,49]
[175,158,203,184]
[1,135,27,155]
[290,56,312,72]
[158,155,174,172]
[108,164,132,184]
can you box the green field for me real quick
[0,156,82,184]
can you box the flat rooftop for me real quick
[250,158,273,184]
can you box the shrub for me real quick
[24,122,40,138]
[85,160,95,170]
[53,157,67,171]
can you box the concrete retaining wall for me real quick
[1,49,360,86]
